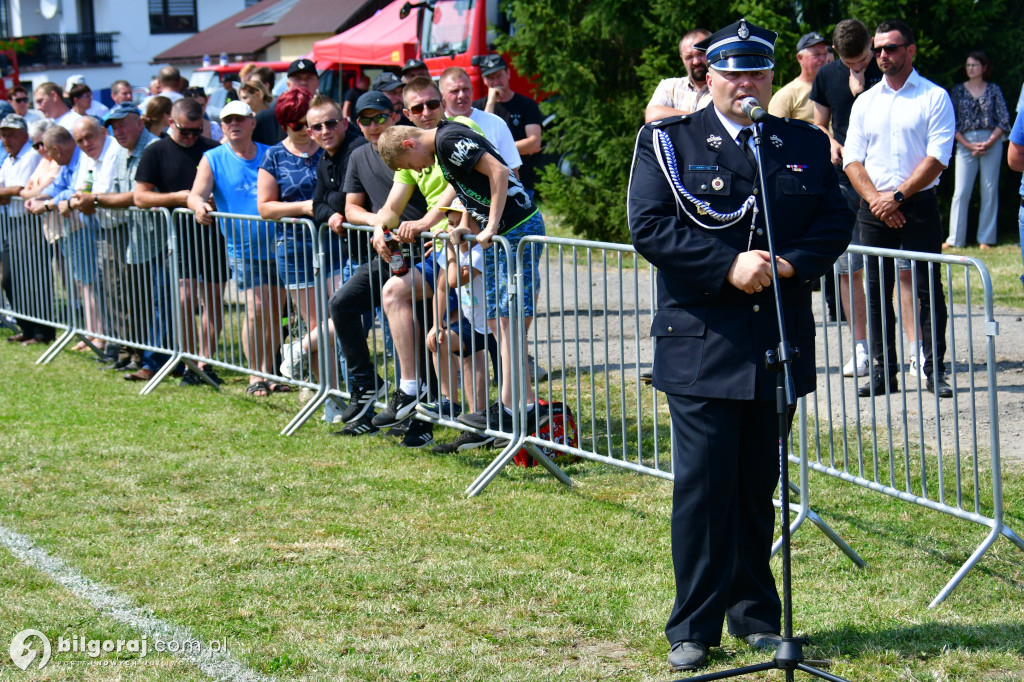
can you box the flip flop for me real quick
[246,381,270,397]
[269,382,292,393]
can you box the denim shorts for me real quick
[275,231,344,291]
[483,211,545,319]
[61,222,98,285]
[446,315,488,356]
[229,256,280,291]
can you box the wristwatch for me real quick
[892,189,905,203]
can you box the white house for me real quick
[2,0,250,100]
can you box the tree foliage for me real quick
[499,0,1024,243]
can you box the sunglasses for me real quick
[407,99,441,115]
[12,97,28,104]
[174,121,203,137]
[872,43,907,55]
[288,120,307,132]
[32,141,45,150]
[309,118,341,133]
[357,113,390,127]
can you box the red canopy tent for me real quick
[311,0,418,67]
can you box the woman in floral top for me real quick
[945,51,1011,249]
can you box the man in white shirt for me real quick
[844,19,955,398]
[0,113,52,344]
[33,82,81,132]
[644,28,712,122]
[438,67,522,175]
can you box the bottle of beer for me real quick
[382,228,408,276]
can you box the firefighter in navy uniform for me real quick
[627,19,851,672]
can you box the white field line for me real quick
[1,524,274,681]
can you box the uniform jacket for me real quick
[628,106,852,401]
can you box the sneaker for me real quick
[528,354,548,381]
[323,397,347,424]
[371,385,426,428]
[458,399,507,431]
[399,420,434,449]
[417,397,462,421]
[341,379,386,424]
[329,414,379,437]
[201,366,225,385]
[180,368,204,386]
[279,340,308,379]
[386,418,411,438]
[842,342,870,377]
[433,430,495,453]
[910,348,927,381]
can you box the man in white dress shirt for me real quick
[438,67,522,176]
[843,19,955,398]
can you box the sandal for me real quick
[269,382,292,393]
[246,380,270,397]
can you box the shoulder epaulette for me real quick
[649,114,691,128]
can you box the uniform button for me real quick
[753,305,760,312]
[701,184,708,190]
[752,187,759,195]
[667,326,674,333]
[756,228,764,235]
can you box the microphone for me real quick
[740,97,768,123]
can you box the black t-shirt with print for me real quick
[472,92,544,189]
[433,120,535,234]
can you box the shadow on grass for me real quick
[810,622,1024,657]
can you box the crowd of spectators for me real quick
[0,57,550,450]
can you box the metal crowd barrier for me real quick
[0,199,71,356]
[811,245,1024,606]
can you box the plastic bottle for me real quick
[382,228,408,276]
[81,170,93,193]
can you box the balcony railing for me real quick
[15,33,118,69]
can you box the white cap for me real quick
[219,100,254,119]
[65,74,87,92]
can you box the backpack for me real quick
[513,400,580,468]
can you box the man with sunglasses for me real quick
[309,94,365,236]
[7,86,43,126]
[136,98,226,386]
[844,19,955,398]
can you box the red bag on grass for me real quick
[513,400,580,468]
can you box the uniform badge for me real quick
[711,177,725,191]
[706,133,723,151]
[769,134,783,148]
[738,19,750,39]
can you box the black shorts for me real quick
[177,222,230,283]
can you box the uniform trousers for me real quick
[665,392,784,647]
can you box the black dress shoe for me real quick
[668,641,708,671]
[857,373,897,397]
[927,374,953,398]
[744,632,782,650]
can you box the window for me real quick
[149,0,197,34]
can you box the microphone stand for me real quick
[678,116,851,682]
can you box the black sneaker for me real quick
[180,368,204,386]
[200,366,225,385]
[330,414,379,437]
[457,400,506,431]
[399,420,434,449]
[372,385,425,428]
[433,431,494,454]
[386,417,411,438]
[341,379,386,423]
[523,403,550,435]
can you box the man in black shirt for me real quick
[471,54,545,195]
[809,18,884,379]
[134,97,225,386]
[253,58,321,146]
[310,94,366,234]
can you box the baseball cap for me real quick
[104,102,141,122]
[288,58,318,78]
[219,100,254,119]
[0,114,27,131]
[437,198,466,214]
[797,31,827,52]
[65,74,87,92]
[372,72,404,93]
[355,91,395,115]
[401,59,428,74]
[478,54,507,77]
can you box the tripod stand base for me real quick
[674,639,849,682]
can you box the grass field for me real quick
[1,329,1023,681]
